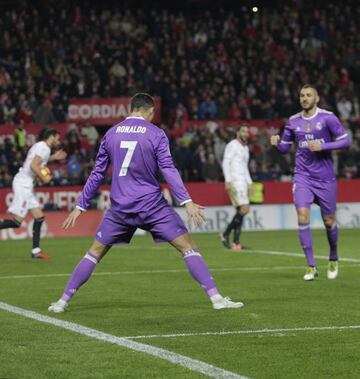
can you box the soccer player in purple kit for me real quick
[270,84,350,281]
[48,93,243,312]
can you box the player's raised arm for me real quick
[49,149,67,161]
[155,131,205,225]
[271,124,294,153]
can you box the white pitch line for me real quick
[0,264,357,281]
[125,325,360,340]
[0,302,248,379]
[240,249,360,263]
[1,263,360,281]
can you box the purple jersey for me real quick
[77,116,191,212]
[278,108,350,182]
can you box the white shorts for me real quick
[8,178,39,218]
[229,181,249,207]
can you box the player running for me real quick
[270,84,350,280]
[48,93,243,312]
[0,128,66,259]
[220,125,252,250]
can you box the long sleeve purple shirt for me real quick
[277,108,350,182]
[77,116,191,212]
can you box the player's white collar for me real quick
[125,116,145,120]
[301,107,319,120]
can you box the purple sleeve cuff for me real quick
[277,141,292,153]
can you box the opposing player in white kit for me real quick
[0,128,66,259]
[220,125,252,250]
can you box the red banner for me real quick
[0,180,359,213]
[68,97,162,125]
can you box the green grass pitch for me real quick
[1,229,360,378]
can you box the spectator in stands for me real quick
[109,60,127,79]
[172,139,191,182]
[67,150,82,185]
[14,122,26,155]
[191,144,207,181]
[199,96,218,120]
[336,95,353,121]
[8,150,23,177]
[217,97,231,120]
[80,120,99,147]
[2,98,16,123]
[202,153,222,182]
[0,1,360,187]
[258,163,271,181]
[0,67,11,88]
[212,136,224,164]
[65,124,82,154]
[18,102,34,124]
[34,99,56,125]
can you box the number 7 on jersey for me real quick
[119,141,137,176]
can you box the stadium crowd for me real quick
[0,0,360,187]
[1,120,360,188]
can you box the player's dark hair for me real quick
[301,84,318,93]
[237,124,249,132]
[39,128,60,141]
[130,93,155,111]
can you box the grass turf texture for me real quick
[1,229,360,378]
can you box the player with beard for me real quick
[220,125,252,250]
[270,84,350,280]
[0,128,66,259]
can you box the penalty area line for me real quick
[0,301,248,379]
[1,264,360,280]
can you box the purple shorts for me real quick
[95,203,188,246]
[293,175,337,215]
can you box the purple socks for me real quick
[61,252,99,303]
[183,248,219,297]
[298,224,316,267]
[326,223,338,261]
[298,222,339,266]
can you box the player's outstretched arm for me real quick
[185,201,206,227]
[62,208,82,229]
[49,150,67,161]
